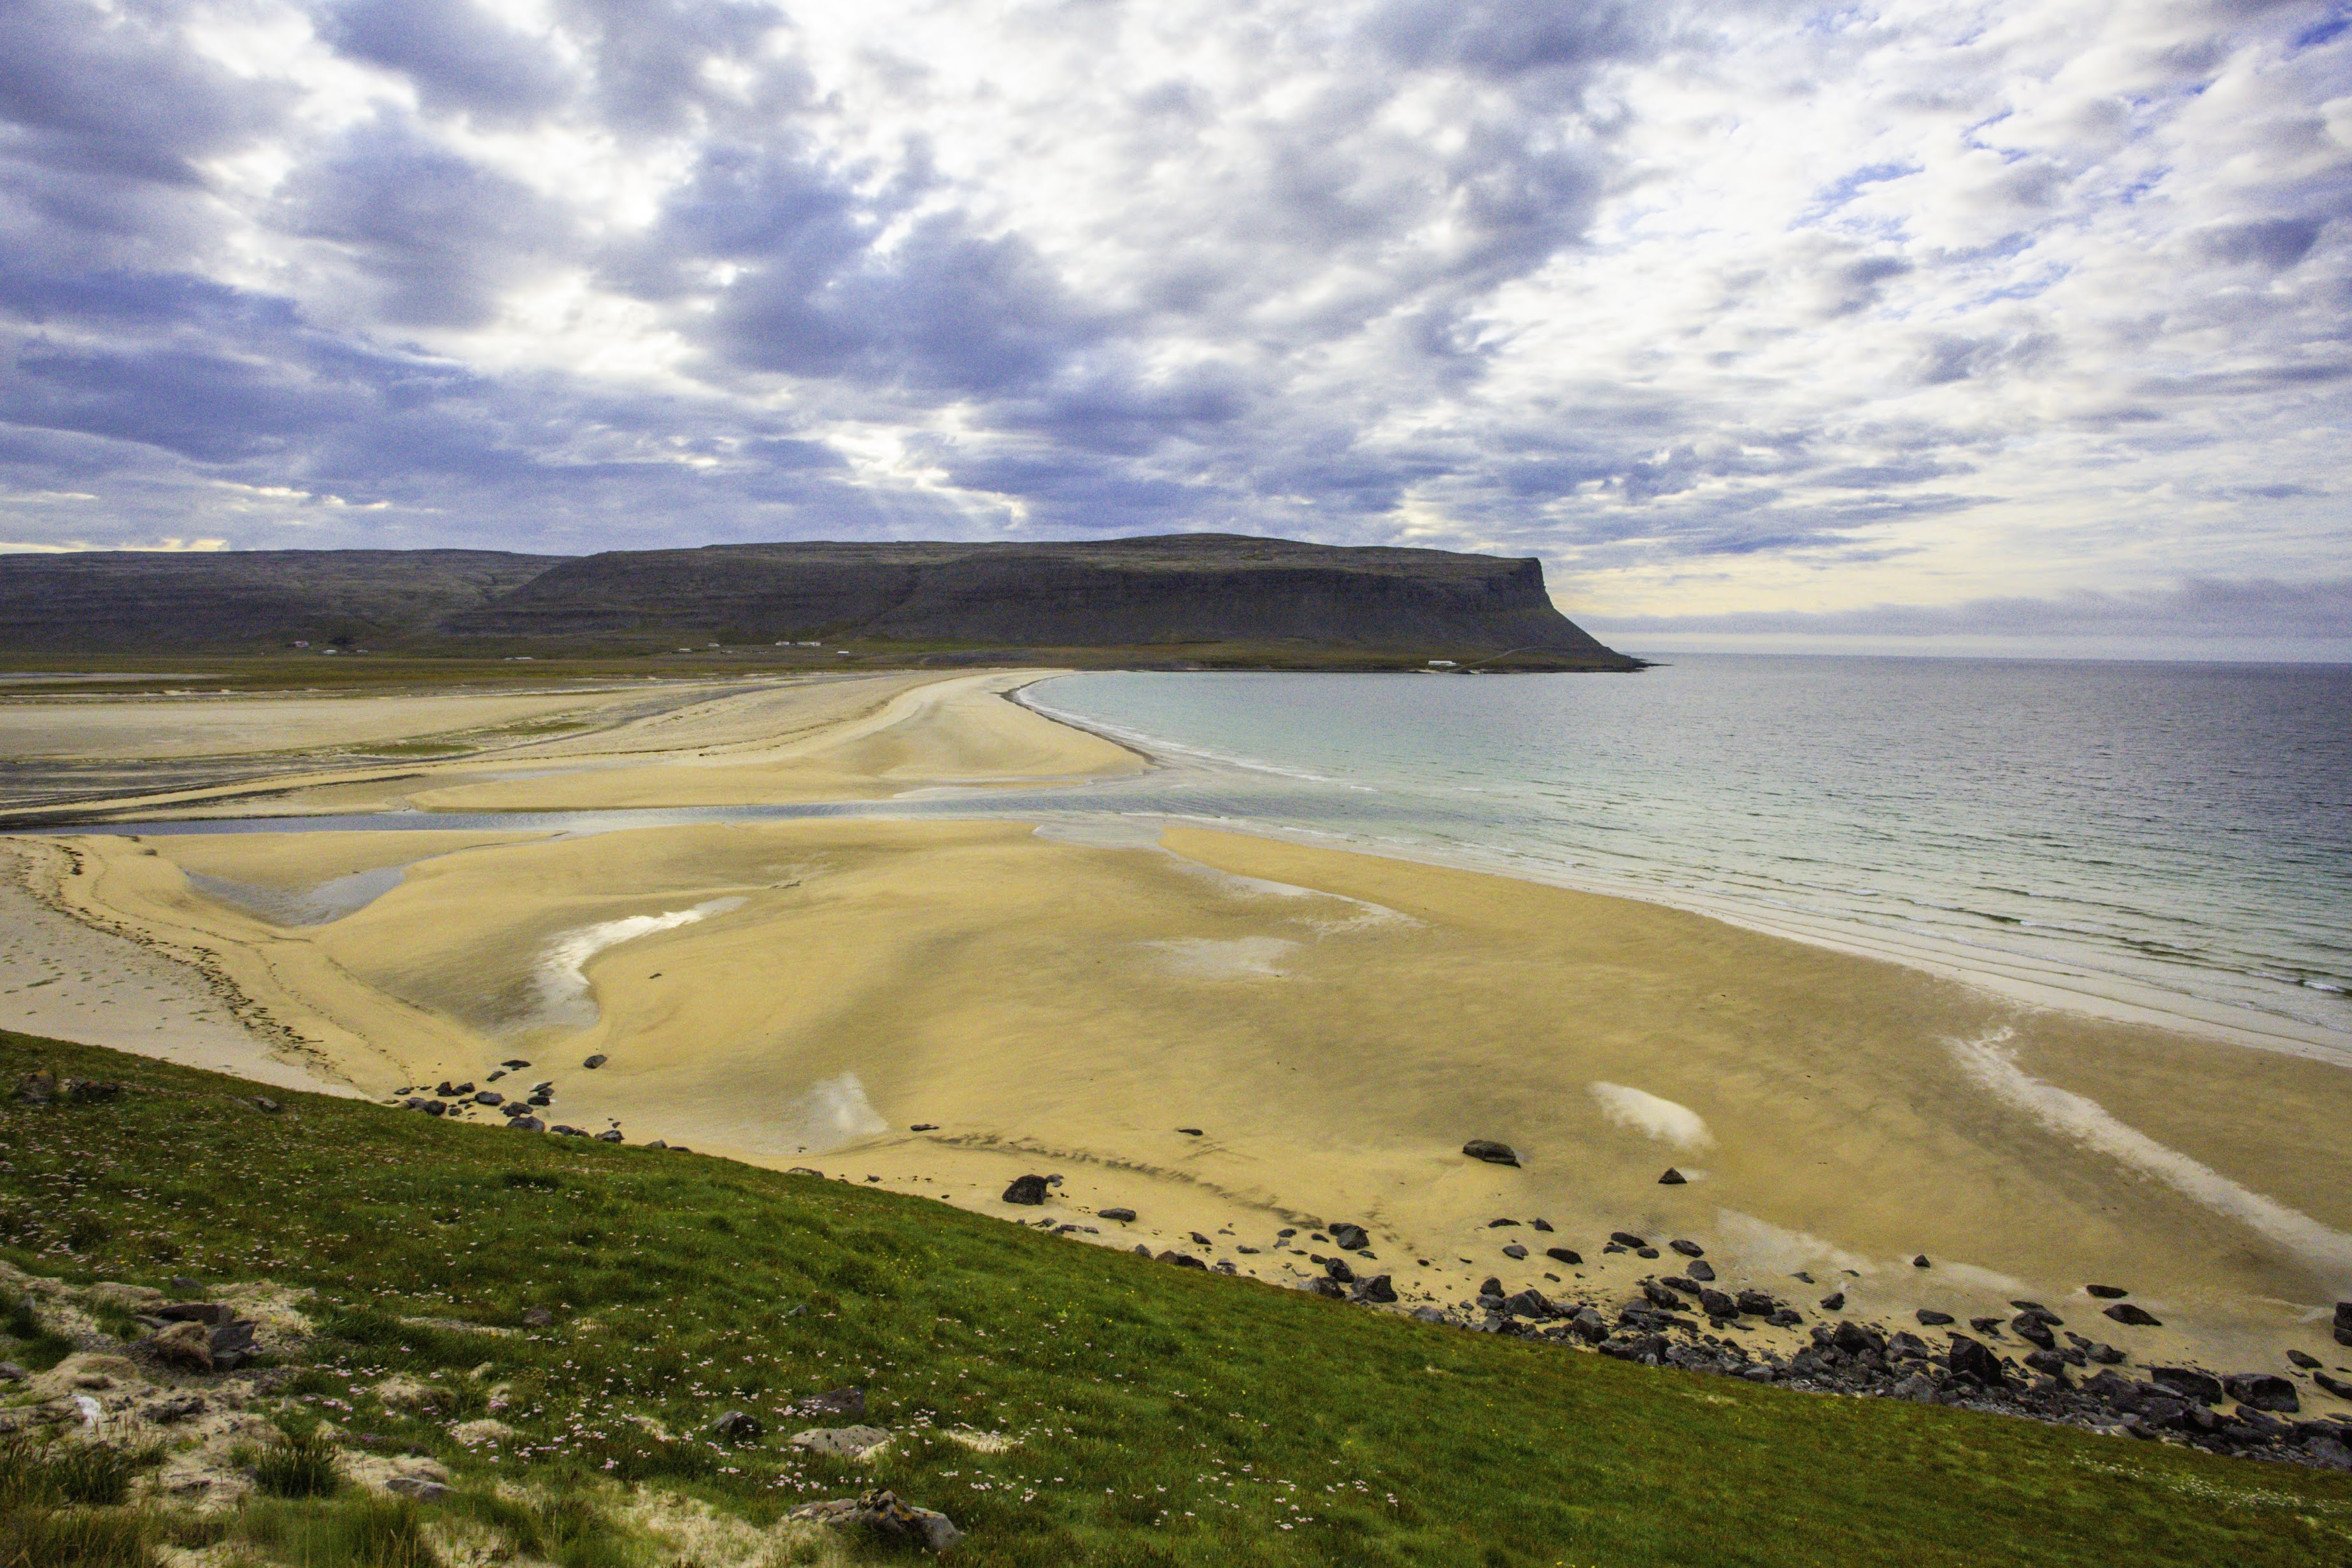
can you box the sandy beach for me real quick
[4,666,2348,1402]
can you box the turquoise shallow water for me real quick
[1026,657,2352,1055]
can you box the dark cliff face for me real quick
[0,534,1636,666]
[448,535,1622,656]
[0,549,560,651]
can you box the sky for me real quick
[1,0,2348,658]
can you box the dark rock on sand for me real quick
[1479,1276,1505,1298]
[1916,1309,1955,1326]
[1002,1175,1049,1205]
[1545,1247,1582,1267]
[909,1123,939,1132]
[1832,1322,1887,1357]
[474,1091,503,1106]
[1948,1335,2006,1387]
[1352,1275,1398,1304]
[1669,1240,1704,1257]
[1610,1232,1647,1248]
[582,1055,607,1070]
[2103,1303,2163,1327]
[1736,1290,1777,1317]
[509,1115,545,1131]
[2336,1301,2352,1347]
[1658,1168,1687,1185]
[1662,1276,1701,1295]
[1504,1289,1557,1319]
[1818,1292,1846,1312]
[1158,1251,1208,1271]
[1487,1218,1520,1228]
[2314,1371,2352,1400]
[2012,1315,2058,1350]
[1643,1282,1683,1310]
[2085,1284,2128,1299]
[1501,1243,1528,1260]
[2150,1367,2223,1406]
[1699,1289,1738,1320]
[2287,1349,2320,1369]
[1531,1218,1554,1233]
[1176,1127,1203,1136]
[2226,1374,2300,1413]
[1097,1208,1137,1223]
[1324,1258,1355,1284]
[1331,1224,1370,1250]
[1687,1260,1715,1282]
[1463,1140,1522,1166]
[1912,1255,1931,1268]
[1306,1276,1347,1299]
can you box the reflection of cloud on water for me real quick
[1589,1082,1715,1150]
[790,1073,891,1150]
[530,897,744,1029]
[1950,1027,2352,1282]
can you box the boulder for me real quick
[1002,1175,1049,1206]
[2225,1374,2300,1414]
[1503,1289,1555,1319]
[1735,1290,1777,1317]
[2011,1315,2057,1350]
[1916,1309,1955,1326]
[509,1115,546,1131]
[2087,1343,2125,1365]
[1097,1208,1137,1223]
[1501,1243,1528,1261]
[709,1410,765,1444]
[1669,1240,1704,1257]
[801,1386,867,1418]
[1818,1291,1845,1312]
[2085,1284,2128,1299]
[790,1425,893,1458]
[2337,1301,2352,1348]
[474,1091,502,1106]
[1892,1372,1938,1402]
[1657,1168,1687,1185]
[1487,1218,1520,1229]
[2148,1367,2223,1406]
[2288,1349,2321,1369]
[1462,1140,1522,1167]
[1331,1224,1370,1250]
[1306,1277,1347,1299]
[582,1055,607,1070]
[1699,1289,1739,1320]
[2315,1372,2352,1400]
[1531,1218,1554,1233]
[1569,1308,1610,1343]
[1661,1276,1701,1296]
[1323,1258,1355,1285]
[1609,1232,1647,1248]
[385,1476,451,1501]
[1687,1260,1715,1282]
[1545,1247,1582,1267]
[1643,1282,1683,1311]
[2102,1303,2162,1328]
[1832,1322,1885,1357]
[1351,1275,1397,1304]
[1479,1276,1505,1297]
[1158,1251,1207,1271]
[1946,1334,2006,1387]
[144,1320,213,1372]
[909,1123,938,1132]
[1176,1127,1203,1136]
[790,1490,961,1554]
[595,1130,623,1143]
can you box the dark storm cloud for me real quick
[316,0,574,122]
[281,118,566,328]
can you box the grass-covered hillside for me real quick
[3,1029,2348,1567]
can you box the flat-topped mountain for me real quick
[0,535,1637,668]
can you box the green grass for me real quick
[253,1427,344,1499]
[2,1028,2347,1567]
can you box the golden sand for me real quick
[6,667,2348,1389]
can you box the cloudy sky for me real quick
[2,0,2348,654]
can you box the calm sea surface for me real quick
[1027,658,2352,1054]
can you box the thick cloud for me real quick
[0,0,2343,648]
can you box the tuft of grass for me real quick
[0,1434,148,1511]
[446,1488,636,1568]
[1,1287,75,1371]
[252,1427,343,1501]
[234,1494,439,1568]
[0,1504,157,1568]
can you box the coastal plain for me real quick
[5,665,2349,1408]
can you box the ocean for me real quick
[1024,656,2352,1058]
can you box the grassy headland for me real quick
[4,1029,2347,1567]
